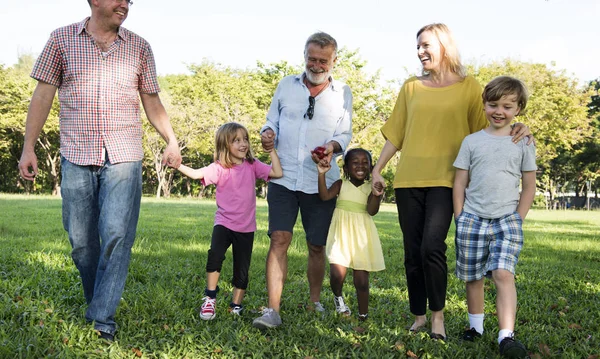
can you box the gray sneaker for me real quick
[252,308,282,329]
[313,301,325,312]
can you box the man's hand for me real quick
[311,142,335,165]
[162,141,182,169]
[261,129,276,152]
[18,149,38,181]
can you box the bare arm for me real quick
[317,163,341,201]
[366,191,382,216]
[18,81,57,181]
[140,93,182,168]
[268,150,283,178]
[176,164,204,180]
[453,169,469,218]
[371,140,399,196]
[517,171,536,220]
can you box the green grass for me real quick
[1,193,599,358]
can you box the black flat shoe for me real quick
[430,332,447,341]
[462,327,482,342]
[98,331,114,342]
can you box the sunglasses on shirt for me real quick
[305,96,315,120]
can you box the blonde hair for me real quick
[214,122,255,168]
[482,76,529,113]
[417,23,466,78]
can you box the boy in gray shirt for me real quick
[453,76,536,358]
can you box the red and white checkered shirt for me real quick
[31,17,160,166]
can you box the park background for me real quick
[0,0,599,206]
[1,0,599,358]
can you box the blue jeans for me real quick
[60,156,142,335]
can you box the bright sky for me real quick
[1,0,598,85]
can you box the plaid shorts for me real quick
[454,211,524,281]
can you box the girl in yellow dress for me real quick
[317,148,385,320]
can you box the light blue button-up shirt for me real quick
[261,73,353,194]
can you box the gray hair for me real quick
[304,32,338,56]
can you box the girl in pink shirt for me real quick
[177,122,282,320]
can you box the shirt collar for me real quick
[78,17,127,41]
[297,72,339,92]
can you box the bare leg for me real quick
[330,264,347,297]
[430,310,445,338]
[206,271,220,291]
[353,270,369,315]
[492,269,517,331]
[307,243,326,303]
[232,287,246,305]
[466,278,485,314]
[266,231,292,312]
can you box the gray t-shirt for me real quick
[453,130,537,219]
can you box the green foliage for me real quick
[1,54,598,203]
[1,194,599,358]
[0,54,61,194]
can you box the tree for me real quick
[0,55,61,195]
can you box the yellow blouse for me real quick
[381,75,488,188]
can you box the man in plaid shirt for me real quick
[18,0,181,342]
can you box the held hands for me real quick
[311,142,334,166]
[261,129,276,152]
[371,171,386,196]
[162,141,182,169]
[316,160,331,174]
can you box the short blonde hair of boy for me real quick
[482,76,529,114]
[214,122,255,168]
[417,23,466,78]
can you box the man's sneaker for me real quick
[199,296,216,320]
[462,327,482,342]
[499,335,527,358]
[252,308,282,329]
[333,296,351,315]
[313,301,325,312]
[229,304,243,316]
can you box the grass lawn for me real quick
[0,193,599,358]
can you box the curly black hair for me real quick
[342,148,373,181]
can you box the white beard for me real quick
[305,68,330,85]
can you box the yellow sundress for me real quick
[326,180,385,272]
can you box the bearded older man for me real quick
[253,32,353,329]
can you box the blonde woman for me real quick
[372,23,531,340]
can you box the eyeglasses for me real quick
[117,0,134,5]
[305,96,315,120]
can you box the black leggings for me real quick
[206,225,254,290]
[395,187,453,315]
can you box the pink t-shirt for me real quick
[201,159,271,233]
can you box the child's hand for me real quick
[371,173,386,196]
[372,181,384,196]
[317,161,331,174]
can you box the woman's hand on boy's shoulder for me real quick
[510,123,535,146]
